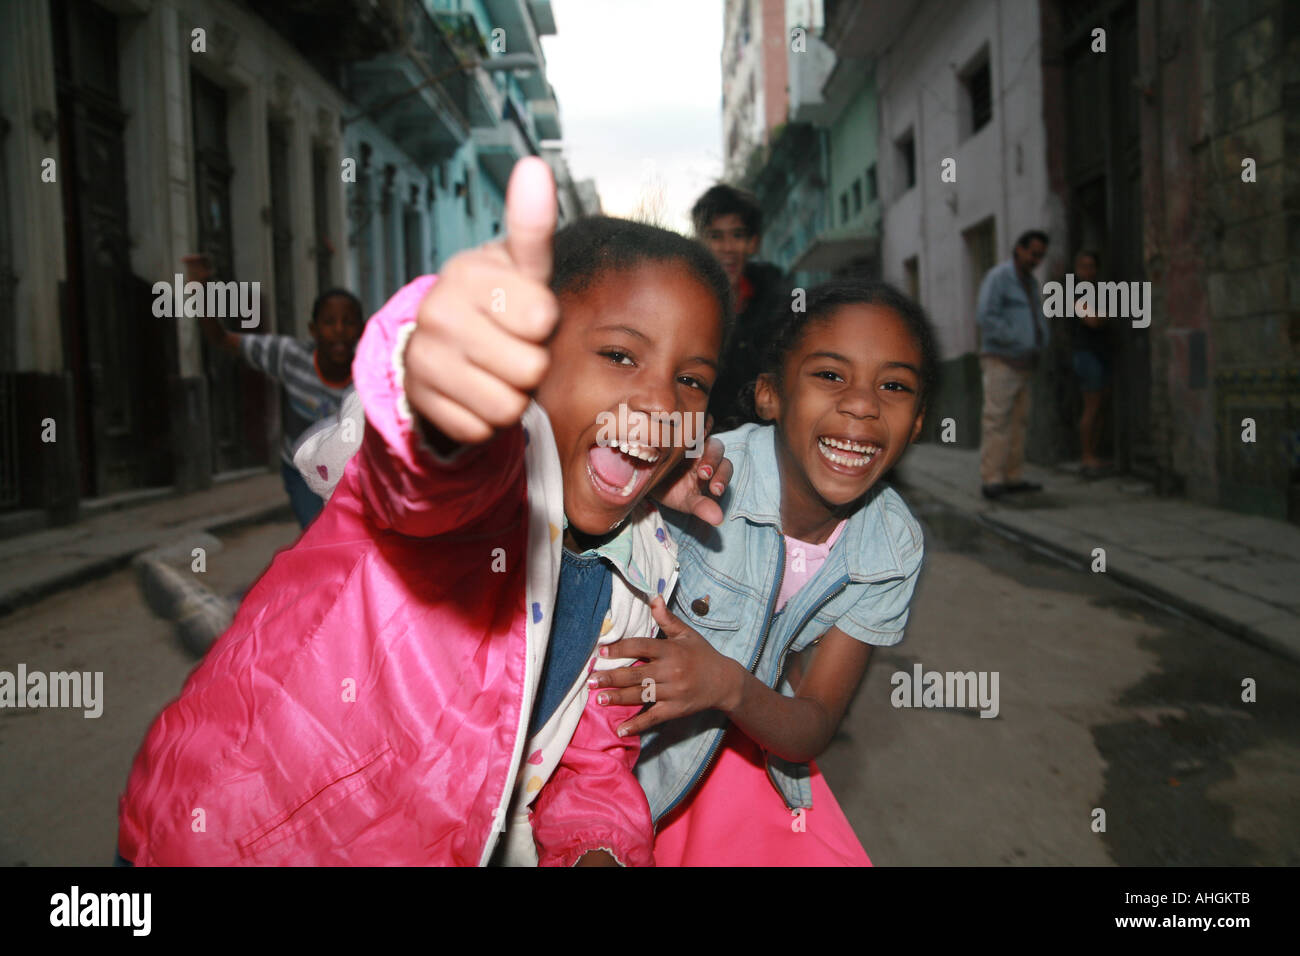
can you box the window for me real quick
[865,163,877,201]
[962,217,997,310]
[903,256,920,302]
[961,48,992,138]
[896,130,916,193]
[852,179,862,215]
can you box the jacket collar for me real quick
[722,424,908,583]
[570,501,677,599]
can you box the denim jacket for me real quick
[976,260,1049,359]
[635,423,924,823]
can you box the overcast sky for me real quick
[540,0,724,233]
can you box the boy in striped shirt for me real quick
[189,255,363,527]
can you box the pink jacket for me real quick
[118,276,656,866]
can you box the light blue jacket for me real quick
[636,423,924,823]
[976,260,1049,358]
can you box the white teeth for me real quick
[819,436,878,455]
[612,440,660,464]
[817,439,876,468]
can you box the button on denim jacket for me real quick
[635,423,925,824]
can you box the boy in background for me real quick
[185,253,362,527]
[691,185,788,431]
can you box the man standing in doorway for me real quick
[976,230,1050,500]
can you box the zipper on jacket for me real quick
[762,577,849,809]
[655,529,786,827]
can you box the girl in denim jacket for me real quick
[591,279,938,865]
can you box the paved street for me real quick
[0,518,301,866]
[3,477,1297,866]
[824,486,1300,866]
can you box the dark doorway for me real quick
[52,0,170,496]
[403,185,423,284]
[311,144,333,294]
[192,70,270,473]
[267,120,295,335]
[1062,0,1152,477]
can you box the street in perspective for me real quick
[0,0,1296,880]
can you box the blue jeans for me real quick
[281,460,325,529]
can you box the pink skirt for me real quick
[653,728,871,866]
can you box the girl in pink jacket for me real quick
[117,159,731,866]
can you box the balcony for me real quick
[344,2,520,161]
[530,95,561,140]
[824,0,913,59]
[347,53,468,164]
[473,115,532,190]
[529,1,558,36]
[482,0,540,58]
[253,0,404,78]
[791,226,880,274]
[343,1,473,160]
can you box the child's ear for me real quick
[908,406,926,444]
[753,373,780,422]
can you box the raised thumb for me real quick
[504,156,557,283]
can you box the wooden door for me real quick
[192,70,269,472]
[52,0,158,495]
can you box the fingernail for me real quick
[617,727,628,738]
[598,692,609,705]
[711,482,723,495]
[599,646,609,657]
[588,677,600,688]
[699,464,713,479]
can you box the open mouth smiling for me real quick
[586,440,664,503]
[816,435,881,471]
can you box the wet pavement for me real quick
[821,483,1300,865]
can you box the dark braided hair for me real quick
[549,216,733,340]
[745,277,939,421]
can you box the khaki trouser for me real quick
[980,355,1032,485]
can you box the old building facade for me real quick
[0,0,591,532]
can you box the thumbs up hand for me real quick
[404,157,560,448]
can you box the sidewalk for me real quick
[896,444,1300,663]
[0,472,291,616]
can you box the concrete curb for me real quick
[896,464,1300,665]
[0,500,292,618]
[973,510,1300,664]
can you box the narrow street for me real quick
[3,490,1296,866]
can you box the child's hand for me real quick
[650,432,733,526]
[404,157,559,447]
[591,596,747,736]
